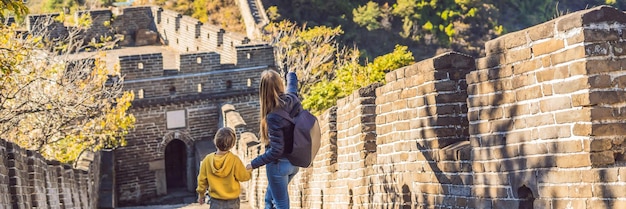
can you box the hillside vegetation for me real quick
[263,0,626,60]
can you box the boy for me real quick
[197,127,252,208]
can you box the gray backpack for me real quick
[275,108,321,168]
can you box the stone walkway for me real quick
[118,202,253,209]
[116,188,254,209]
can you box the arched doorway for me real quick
[165,139,187,190]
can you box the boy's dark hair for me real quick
[214,127,236,151]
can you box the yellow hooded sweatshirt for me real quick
[196,151,252,200]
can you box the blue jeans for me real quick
[264,158,299,209]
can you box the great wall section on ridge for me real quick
[1,3,626,209]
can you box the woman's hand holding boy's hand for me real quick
[246,164,252,170]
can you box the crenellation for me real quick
[8,3,626,209]
[0,139,99,209]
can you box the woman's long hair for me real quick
[259,69,285,144]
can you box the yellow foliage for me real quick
[0,24,135,164]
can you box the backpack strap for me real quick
[272,109,295,124]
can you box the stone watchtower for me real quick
[73,6,275,207]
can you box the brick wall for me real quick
[467,5,626,208]
[0,139,99,209]
[177,52,221,74]
[115,70,265,206]
[119,53,163,80]
[124,66,265,100]
[151,6,269,66]
[243,5,626,209]
[26,14,68,39]
[23,6,274,72]
[0,140,9,208]
[111,7,156,38]
[76,9,113,44]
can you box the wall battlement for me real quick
[235,5,626,209]
[19,3,626,209]
[0,139,100,209]
[22,5,273,80]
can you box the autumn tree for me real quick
[0,0,28,21]
[0,13,135,163]
[262,20,414,113]
[262,20,344,96]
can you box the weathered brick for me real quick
[504,30,528,49]
[541,55,552,67]
[515,85,543,101]
[532,39,565,56]
[582,168,620,183]
[614,75,626,89]
[569,184,593,198]
[492,92,516,105]
[593,184,626,198]
[433,52,474,70]
[520,143,549,156]
[485,36,506,55]
[590,150,615,165]
[472,187,508,198]
[466,71,484,84]
[612,41,626,56]
[542,83,554,96]
[592,123,626,136]
[556,9,584,32]
[590,139,613,151]
[585,42,611,56]
[587,200,626,209]
[507,130,532,144]
[476,54,506,69]
[528,21,555,41]
[538,185,569,198]
[553,77,590,94]
[550,46,586,65]
[490,66,514,80]
[556,153,591,168]
[550,139,583,153]
[506,47,532,63]
[512,59,541,75]
[552,199,586,209]
[526,155,556,168]
[584,29,621,42]
[581,6,626,25]
[573,123,592,136]
[586,59,624,74]
[540,96,572,112]
[511,73,536,89]
[536,68,556,82]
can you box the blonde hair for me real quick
[214,127,236,151]
[259,69,285,144]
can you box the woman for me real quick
[246,68,300,209]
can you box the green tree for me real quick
[303,45,414,114]
[353,1,382,31]
[0,16,135,163]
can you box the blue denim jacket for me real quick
[251,72,300,169]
